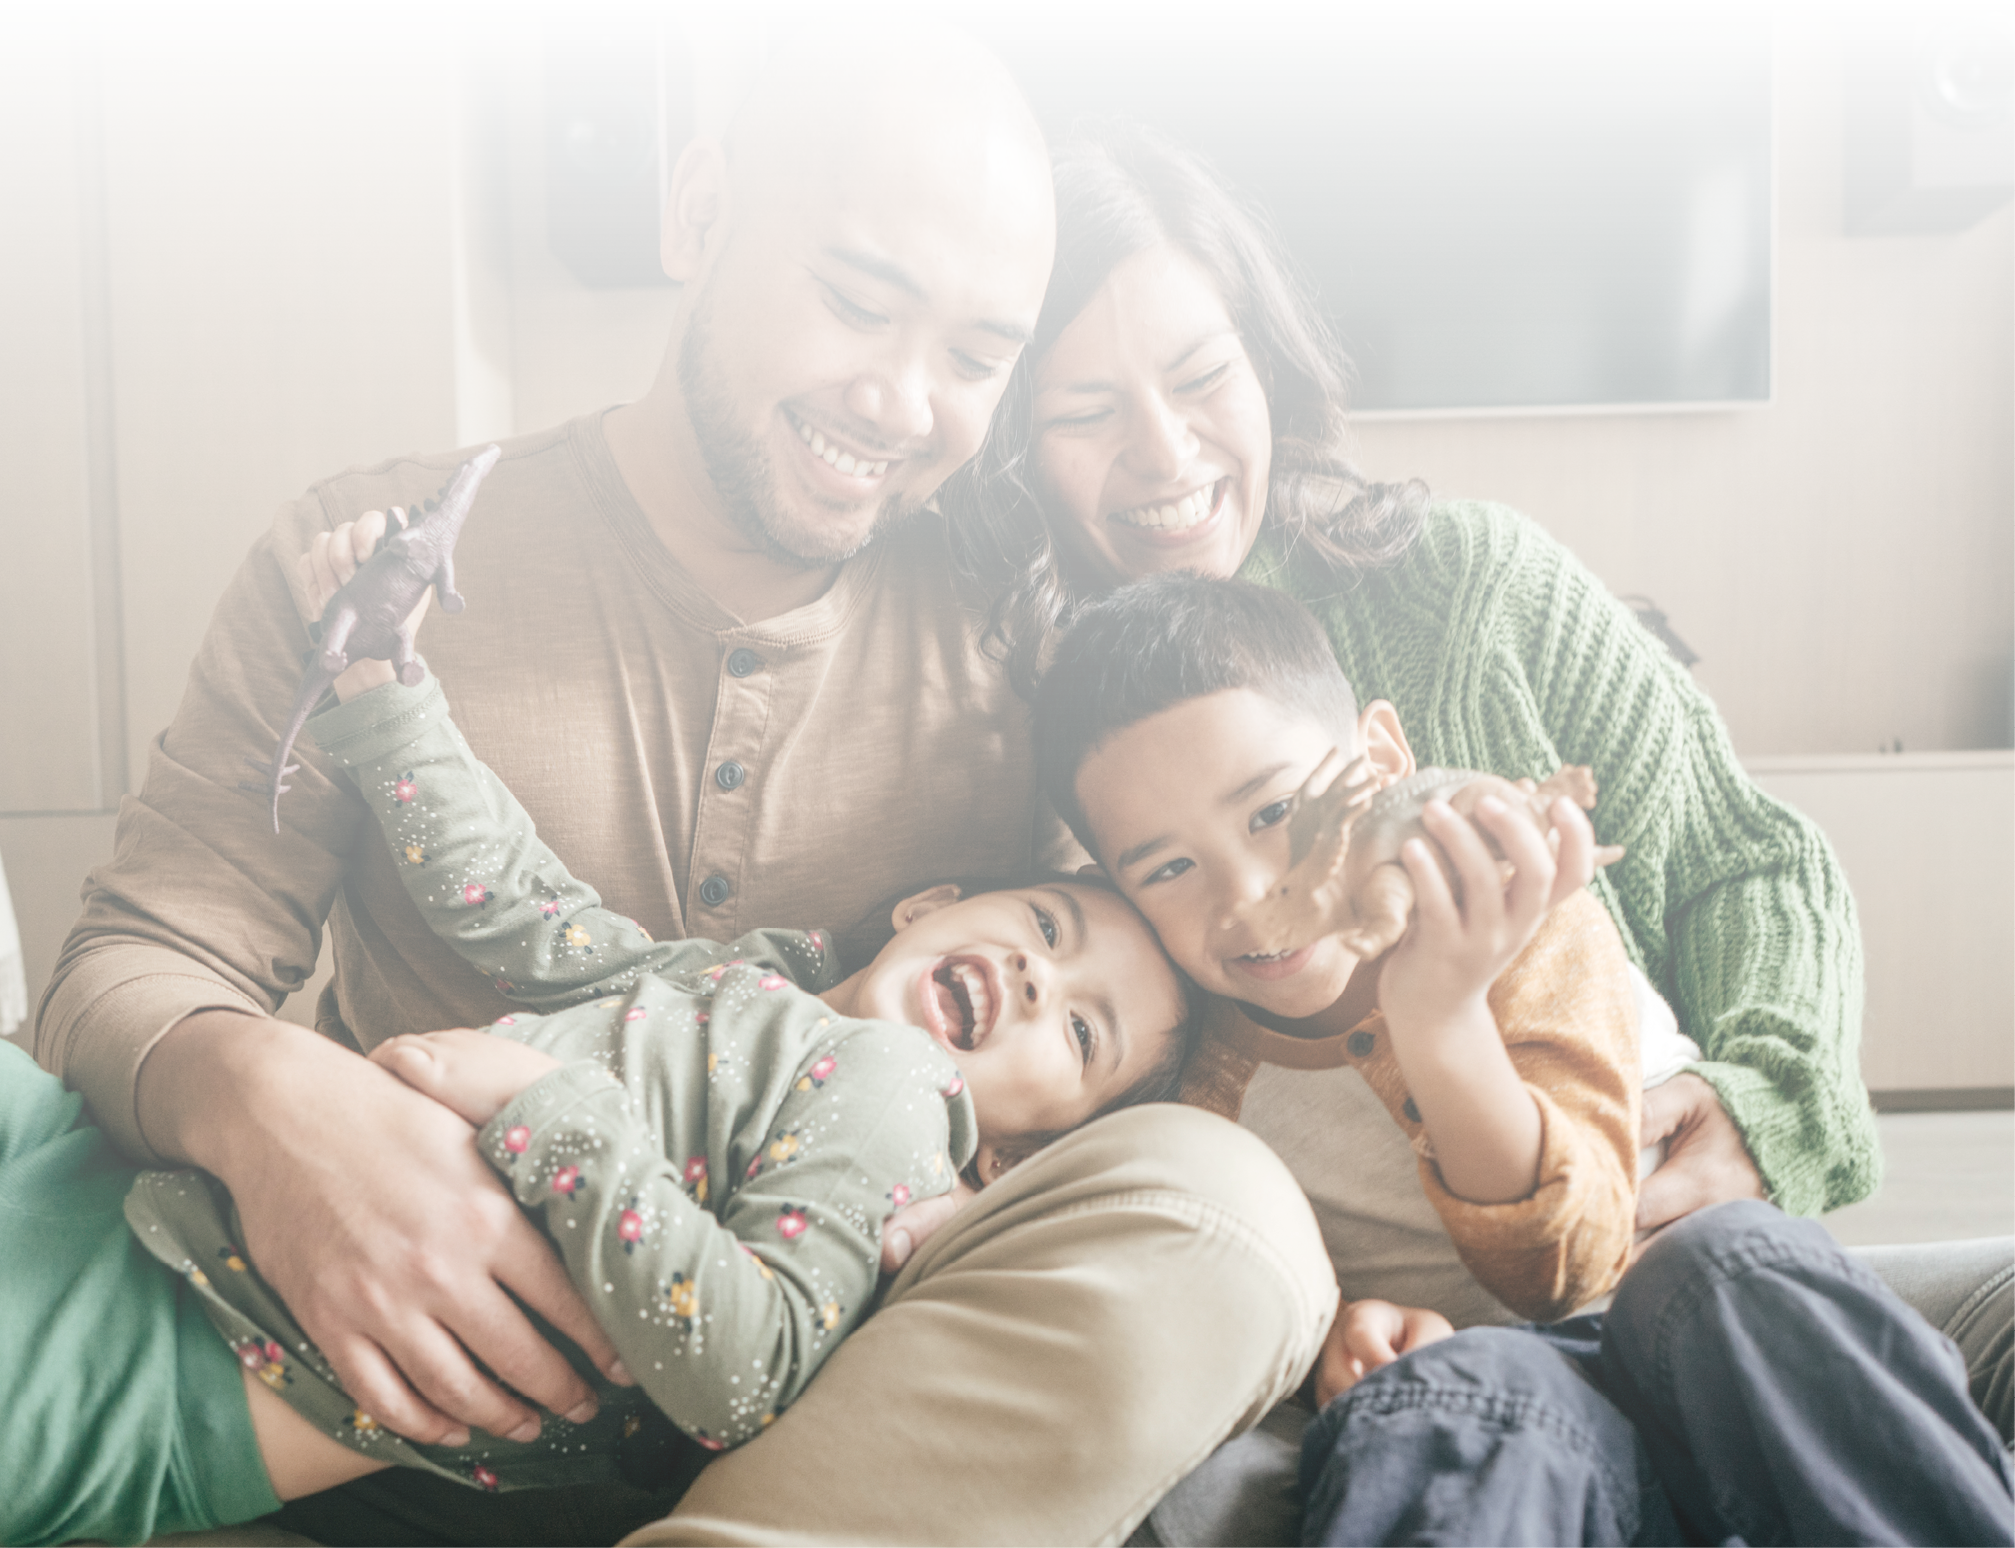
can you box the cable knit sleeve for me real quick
[1257,504,1879,1216]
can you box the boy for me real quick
[1033,573,2013,1545]
[0,568,1195,1548]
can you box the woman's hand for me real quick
[1634,1072,1767,1251]
[1314,1298,1455,1408]
[297,509,429,701]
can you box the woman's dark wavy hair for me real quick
[941,119,1430,699]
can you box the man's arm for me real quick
[36,480,622,1446]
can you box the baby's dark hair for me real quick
[1033,573,1359,857]
[834,869,1202,1125]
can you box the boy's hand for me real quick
[370,1028,563,1129]
[297,509,430,701]
[1314,1299,1455,1408]
[1379,795,1592,1030]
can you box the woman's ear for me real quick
[1356,700,1416,788]
[661,138,728,282]
[889,883,965,933]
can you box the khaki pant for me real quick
[629,1103,1336,1546]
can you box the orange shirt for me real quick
[39,414,1046,1159]
[1183,890,1640,1323]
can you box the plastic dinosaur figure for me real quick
[1229,750,1626,961]
[250,444,501,831]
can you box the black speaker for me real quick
[1845,15,2013,234]
[544,16,694,287]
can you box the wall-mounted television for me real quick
[970,4,1774,414]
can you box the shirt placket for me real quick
[686,638,777,936]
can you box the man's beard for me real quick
[677,285,922,569]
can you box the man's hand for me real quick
[142,1011,630,1448]
[1314,1299,1455,1409]
[1634,1072,1767,1251]
[879,1177,976,1276]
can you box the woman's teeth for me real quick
[1111,481,1220,532]
[796,418,889,478]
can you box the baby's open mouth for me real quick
[926,957,998,1051]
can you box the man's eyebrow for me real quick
[826,245,924,298]
[1045,887,1125,1072]
[1041,330,1236,397]
[824,246,1032,346]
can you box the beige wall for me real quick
[1351,10,2013,759]
[2,10,2008,1075]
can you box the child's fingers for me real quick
[1400,834,1460,937]
[1418,799,1501,929]
[1547,798,1598,903]
[1476,795,1555,924]
[345,509,388,574]
[303,531,345,613]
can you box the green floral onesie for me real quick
[122,669,977,1493]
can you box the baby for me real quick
[0,526,1193,1547]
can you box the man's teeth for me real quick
[1112,482,1218,531]
[796,418,888,477]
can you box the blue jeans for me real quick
[1301,1201,2015,1546]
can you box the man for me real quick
[36,30,1331,1546]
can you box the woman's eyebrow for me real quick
[1039,330,1238,398]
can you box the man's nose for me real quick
[843,353,934,446]
[1123,394,1198,482]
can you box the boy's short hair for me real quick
[1033,573,1359,855]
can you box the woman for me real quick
[940,120,2010,1538]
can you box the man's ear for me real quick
[1356,700,1416,788]
[661,138,728,282]
[889,883,964,933]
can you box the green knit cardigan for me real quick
[1243,500,1879,1217]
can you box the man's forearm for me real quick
[135,1007,339,1172]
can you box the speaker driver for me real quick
[1918,9,2015,128]
[552,85,652,195]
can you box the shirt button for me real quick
[715,760,746,791]
[1346,1030,1376,1059]
[699,875,731,908]
[726,648,762,678]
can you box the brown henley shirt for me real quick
[37,413,1047,1160]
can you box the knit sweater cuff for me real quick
[1689,1059,1871,1219]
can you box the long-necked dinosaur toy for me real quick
[250,444,500,831]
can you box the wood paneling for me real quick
[1355,14,2012,760]
[95,22,471,792]
[0,43,110,814]
[1749,752,2015,1093]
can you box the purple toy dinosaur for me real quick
[251,444,500,831]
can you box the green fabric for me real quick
[0,1040,279,1545]
[123,669,977,1492]
[1243,501,1879,1217]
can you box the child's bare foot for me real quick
[369,1029,562,1128]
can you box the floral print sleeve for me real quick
[304,670,842,1011]
[478,973,975,1449]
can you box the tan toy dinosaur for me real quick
[1230,751,1626,961]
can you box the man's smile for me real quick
[787,408,900,482]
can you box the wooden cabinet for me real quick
[1748,752,2015,1098]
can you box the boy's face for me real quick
[1076,688,1409,1020]
[855,881,1185,1176]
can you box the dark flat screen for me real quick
[969,3,1773,412]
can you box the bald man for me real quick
[35,31,1331,1548]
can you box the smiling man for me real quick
[35,27,1329,1547]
